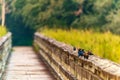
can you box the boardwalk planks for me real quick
[3,47,56,80]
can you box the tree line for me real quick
[5,0,120,34]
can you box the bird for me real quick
[83,51,94,59]
[73,47,76,51]
[83,52,89,59]
[72,47,77,54]
[77,48,94,59]
[78,48,84,57]
[87,50,93,55]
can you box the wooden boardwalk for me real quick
[3,47,56,80]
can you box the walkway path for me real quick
[3,47,56,80]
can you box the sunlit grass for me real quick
[0,26,7,37]
[40,28,120,63]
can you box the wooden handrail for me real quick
[34,32,120,80]
[0,32,12,79]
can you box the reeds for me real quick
[41,28,120,63]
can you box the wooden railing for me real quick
[34,32,120,80]
[0,32,12,78]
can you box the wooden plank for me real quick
[3,47,56,80]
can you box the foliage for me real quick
[8,0,83,29]
[6,14,35,46]
[41,28,120,63]
[3,0,120,62]
[0,26,7,37]
[6,0,120,34]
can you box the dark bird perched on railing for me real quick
[87,51,93,55]
[83,51,94,59]
[77,48,94,59]
[73,47,76,51]
[78,48,84,57]
[72,47,77,54]
[83,52,89,59]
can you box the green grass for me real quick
[0,26,7,37]
[40,28,120,63]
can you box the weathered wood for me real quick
[3,47,56,80]
[0,32,12,79]
[34,32,120,80]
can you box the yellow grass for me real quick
[40,28,120,63]
[0,26,7,37]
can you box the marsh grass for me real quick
[41,28,120,63]
[0,26,7,37]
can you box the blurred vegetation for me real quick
[0,26,7,37]
[5,0,120,34]
[2,0,120,61]
[41,28,120,63]
[5,14,35,46]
